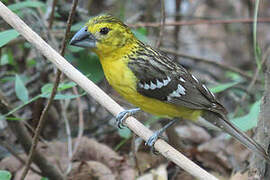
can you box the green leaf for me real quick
[15,74,29,103]
[118,128,131,139]
[41,83,53,94]
[40,92,85,100]
[225,71,243,81]
[40,177,49,180]
[58,82,77,91]
[0,170,12,180]
[71,22,85,31]
[230,100,260,132]
[209,81,240,93]
[77,53,104,83]
[67,45,84,53]
[41,82,77,94]
[0,29,20,48]
[132,29,148,43]
[0,54,9,65]
[8,1,45,11]
[26,58,37,67]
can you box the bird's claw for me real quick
[115,108,140,129]
[145,131,159,147]
[145,131,165,154]
[145,119,178,154]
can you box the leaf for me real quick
[230,100,260,132]
[40,177,49,180]
[77,53,104,83]
[40,92,85,100]
[15,74,29,103]
[132,29,148,43]
[58,81,77,91]
[71,22,85,31]
[209,81,240,93]
[118,128,132,139]
[0,54,9,65]
[0,170,12,180]
[41,82,77,94]
[0,29,20,48]
[8,1,45,11]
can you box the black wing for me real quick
[128,42,226,114]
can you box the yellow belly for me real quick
[100,58,202,121]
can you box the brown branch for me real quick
[130,17,270,28]
[155,0,165,48]
[161,48,254,81]
[0,3,219,180]
[20,0,79,179]
[48,0,58,29]
[173,0,182,60]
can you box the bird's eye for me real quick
[100,27,109,35]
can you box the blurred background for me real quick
[1,0,270,179]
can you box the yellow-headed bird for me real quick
[70,15,269,162]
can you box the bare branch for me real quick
[155,0,165,48]
[130,17,270,28]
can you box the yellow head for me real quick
[70,15,136,57]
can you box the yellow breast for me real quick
[100,56,202,121]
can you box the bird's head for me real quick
[70,15,136,57]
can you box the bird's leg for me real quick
[116,108,140,128]
[146,118,178,149]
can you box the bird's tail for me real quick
[202,111,270,163]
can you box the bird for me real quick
[70,14,270,162]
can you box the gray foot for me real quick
[115,108,140,128]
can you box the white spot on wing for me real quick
[144,83,150,90]
[210,91,215,98]
[150,81,156,90]
[177,84,186,95]
[168,84,186,98]
[163,76,171,86]
[140,77,172,91]
[156,80,163,88]
[169,90,181,97]
[179,77,185,82]
[192,75,199,83]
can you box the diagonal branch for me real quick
[130,17,270,28]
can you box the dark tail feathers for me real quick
[202,111,270,163]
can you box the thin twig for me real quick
[61,100,73,175]
[0,3,219,180]
[173,0,182,60]
[48,0,58,29]
[155,0,165,48]
[71,87,84,158]
[161,48,255,81]
[20,0,78,179]
[130,17,270,28]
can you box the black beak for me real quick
[70,26,96,48]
